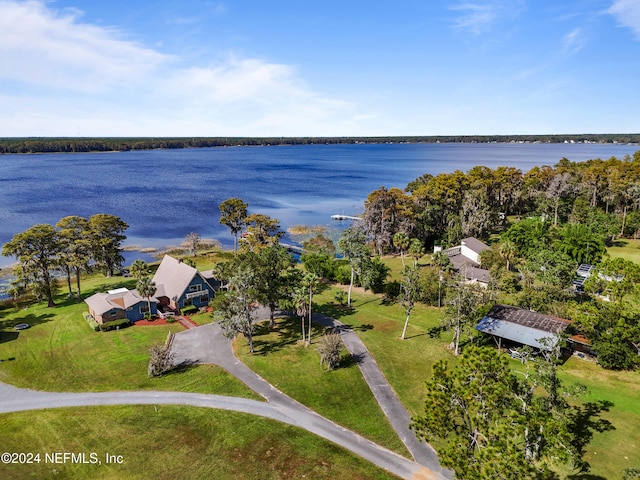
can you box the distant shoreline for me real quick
[1,135,639,154]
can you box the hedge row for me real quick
[99,318,132,332]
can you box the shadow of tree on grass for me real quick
[0,312,56,345]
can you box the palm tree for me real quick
[130,259,148,280]
[400,265,420,339]
[499,239,517,271]
[432,250,453,308]
[136,275,156,318]
[393,232,410,268]
[408,238,425,267]
[292,286,308,341]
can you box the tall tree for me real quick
[2,224,61,307]
[400,265,421,339]
[363,186,414,255]
[291,286,308,341]
[184,232,201,256]
[219,197,248,256]
[88,214,128,277]
[242,213,283,252]
[408,238,425,267]
[431,250,453,307]
[545,172,574,227]
[337,226,370,307]
[393,231,410,267]
[302,271,320,344]
[251,245,298,329]
[213,265,259,353]
[460,190,498,239]
[56,215,91,299]
[442,279,489,356]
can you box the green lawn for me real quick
[315,285,453,416]
[314,283,640,479]
[236,317,410,458]
[0,274,256,398]
[607,238,640,263]
[0,405,398,480]
[4,260,640,478]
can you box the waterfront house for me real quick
[85,287,157,324]
[151,255,216,312]
[435,237,491,286]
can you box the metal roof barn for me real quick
[475,304,570,351]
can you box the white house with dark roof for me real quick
[437,237,491,285]
[152,255,216,312]
[85,287,157,324]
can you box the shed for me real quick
[475,304,570,351]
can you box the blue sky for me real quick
[1,0,639,136]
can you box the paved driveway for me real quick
[168,314,453,480]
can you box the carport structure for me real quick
[475,304,570,351]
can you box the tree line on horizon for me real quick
[1,133,639,154]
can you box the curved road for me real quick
[0,312,453,480]
[170,316,453,479]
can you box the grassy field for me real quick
[313,284,640,479]
[0,265,402,480]
[315,285,454,416]
[236,317,410,457]
[0,405,398,480]
[607,238,640,263]
[0,273,256,397]
[3,252,640,478]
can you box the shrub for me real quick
[384,281,401,300]
[334,264,352,285]
[181,305,197,315]
[148,343,175,377]
[318,329,342,371]
[99,318,132,332]
[88,320,100,332]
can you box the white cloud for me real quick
[449,0,525,35]
[0,0,361,136]
[0,1,169,92]
[608,0,640,40]
[563,28,585,54]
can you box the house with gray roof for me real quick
[437,237,491,285]
[152,255,216,312]
[475,304,570,351]
[85,287,157,324]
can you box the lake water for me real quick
[0,142,638,271]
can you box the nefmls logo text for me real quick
[46,452,100,464]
